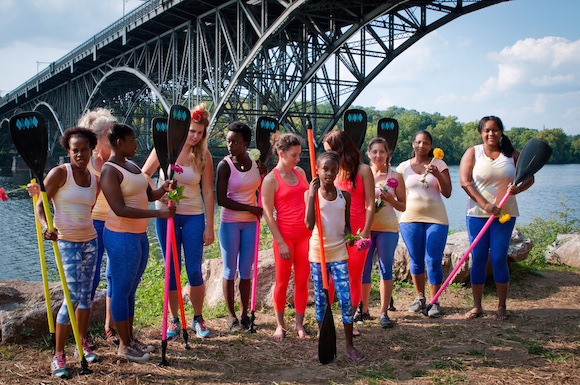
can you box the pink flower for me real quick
[386,178,398,189]
[0,188,8,202]
[170,164,184,174]
[355,237,371,251]
[191,110,204,123]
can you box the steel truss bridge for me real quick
[0,0,508,154]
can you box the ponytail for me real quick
[500,133,515,158]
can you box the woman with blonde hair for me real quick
[143,103,215,338]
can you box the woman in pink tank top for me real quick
[261,132,312,341]
[323,129,375,332]
[216,121,267,332]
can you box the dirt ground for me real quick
[1,267,578,384]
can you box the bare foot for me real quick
[295,325,310,340]
[464,308,483,320]
[272,326,285,342]
[352,327,361,337]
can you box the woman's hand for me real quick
[424,163,441,178]
[278,241,292,260]
[380,190,396,204]
[308,176,320,197]
[158,205,177,218]
[258,162,268,176]
[203,226,215,246]
[42,227,58,241]
[345,234,355,247]
[26,183,40,197]
[249,205,263,218]
[483,203,501,216]
[507,182,520,195]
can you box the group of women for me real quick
[31,106,532,377]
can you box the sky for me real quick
[1,0,579,135]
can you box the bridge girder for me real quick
[0,0,510,152]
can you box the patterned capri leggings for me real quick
[310,260,354,324]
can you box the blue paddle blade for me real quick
[514,138,552,185]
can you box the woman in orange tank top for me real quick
[261,132,312,341]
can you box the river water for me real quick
[1,164,579,282]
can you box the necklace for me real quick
[241,164,245,170]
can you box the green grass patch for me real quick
[357,362,396,383]
[430,357,465,370]
[432,371,468,384]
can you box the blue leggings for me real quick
[156,214,205,290]
[91,219,105,301]
[310,260,353,324]
[467,216,516,285]
[219,221,257,280]
[399,222,448,285]
[103,228,149,322]
[362,231,399,282]
[56,239,98,325]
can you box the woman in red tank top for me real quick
[261,132,312,341]
[323,129,375,331]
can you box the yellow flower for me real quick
[433,148,444,160]
[498,213,511,224]
[248,148,261,162]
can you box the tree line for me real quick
[348,106,579,165]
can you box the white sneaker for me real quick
[408,295,426,312]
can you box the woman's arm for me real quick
[459,147,500,215]
[142,148,161,189]
[261,172,292,259]
[304,177,319,230]
[428,159,452,198]
[358,163,375,238]
[201,149,215,246]
[215,160,262,217]
[36,165,67,240]
[101,164,174,218]
[343,190,353,244]
[383,171,406,212]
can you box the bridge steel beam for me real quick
[0,0,509,151]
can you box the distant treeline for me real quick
[345,106,578,165]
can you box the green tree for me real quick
[537,128,571,163]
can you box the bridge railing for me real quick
[1,0,164,107]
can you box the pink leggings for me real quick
[272,236,311,313]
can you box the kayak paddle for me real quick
[306,114,336,364]
[249,116,278,332]
[10,111,92,375]
[422,138,552,316]
[377,117,399,164]
[344,109,367,150]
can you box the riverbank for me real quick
[0,263,578,384]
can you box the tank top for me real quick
[220,155,261,223]
[334,172,366,234]
[52,163,98,242]
[371,167,399,233]
[273,168,311,240]
[396,158,449,225]
[104,160,150,233]
[466,145,519,218]
[308,188,349,263]
[88,158,110,221]
[156,163,204,215]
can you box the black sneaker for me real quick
[240,315,251,330]
[380,313,393,329]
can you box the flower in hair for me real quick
[192,109,204,123]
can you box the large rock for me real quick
[200,249,314,309]
[545,233,580,268]
[393,228,532,284]
[0,281,106,343]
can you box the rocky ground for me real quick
[0,266,578,384]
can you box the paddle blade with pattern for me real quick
[343,109,367,150]
[9,112,48,189]
[255,116,279,163]
[306,114,337,364]
[152,117,169,179]
[167,105,191,176]
[377,118,399,157]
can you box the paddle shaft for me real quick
[169,216,190,348]
[428,191,511,306]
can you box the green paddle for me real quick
[344,109,367,150]
[9,111,92,375]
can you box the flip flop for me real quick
[464,309,483,320]
[344,349,366,363]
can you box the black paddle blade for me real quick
[9,111,48,187]
[318,291,336,365]
[514,138,552,185]
[167,105,191,165]
[343,109,367,150]
[377,118,399,154]
[152,117,169,179]
[256,116,279,163]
